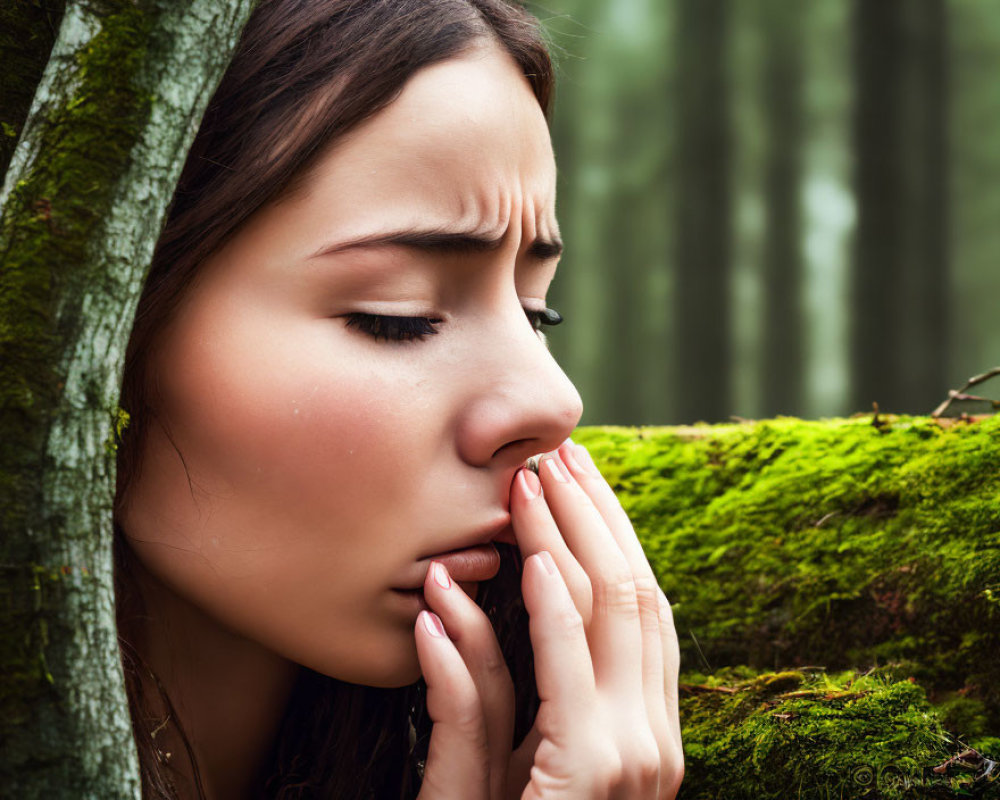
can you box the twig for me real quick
[932,367,1000,418]
[679,684,738,695]
[688,630,713,674]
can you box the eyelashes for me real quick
[344,314,442,342]
[344,307,564,344]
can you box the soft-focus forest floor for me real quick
[576,415,1000,798]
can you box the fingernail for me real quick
[544,457,568,483]
[535,550,558,575]
[573,443,600,475]
[421,610,446,638]
[518,467,542,499]
[431,561,451,590]
[561,443,585,474]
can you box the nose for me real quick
[455,298,584,471]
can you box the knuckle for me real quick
[632,740,661,789]
[481,647,513,687]
[431,676,484,735]
[553,601,586,635]
[633,575,662,630]
[452,707,490,753]
[660,749,685,795]
[590,741,624,790]
[591,571,638,617]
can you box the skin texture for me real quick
[121,42,582,798]
[416,441,683,800]
[120,40,683,800]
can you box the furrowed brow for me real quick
[311,229,563,261]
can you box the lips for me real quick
[426,542,501,583]
[394,516,515,590]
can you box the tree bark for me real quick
[0,1,257,795]
[849,0,948,414]
[674,0,732,424]
[0,0,67,179]
[760,0,805,417]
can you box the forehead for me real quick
[293,43,559,245]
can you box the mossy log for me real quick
[680,667,997,799]
[576,415,1000,798]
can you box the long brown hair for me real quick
[113,1,554,797]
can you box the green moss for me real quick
[1,1,152,532]
[104,405,130,455]
[0,4,154,785]
[679,667,998,799]
[575,415,1000,791]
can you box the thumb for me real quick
[415,610,491,800]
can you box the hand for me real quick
[505,440,683,799]
[412,440,683,799]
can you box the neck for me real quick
[126,560,300,800]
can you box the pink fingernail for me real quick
[421,610,446,638]
[518,467,542,499]
[561,444,585,474]
[431,561,451,590]
[573,443,600,475]
[544,457,568,483]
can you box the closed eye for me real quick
[343,306,564,344]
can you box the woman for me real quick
[113,1,683,798]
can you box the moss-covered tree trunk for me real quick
[0,1,257,795]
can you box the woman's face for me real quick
[122,43,582,687]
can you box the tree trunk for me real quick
[0,0,67,179]
[760,0,805,417]
[0,1,257,795]
[674,0,732,424]
[849,0,948,415]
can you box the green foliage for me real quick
[104,405,130,455]
[576,416,1000,797]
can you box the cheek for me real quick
[125,309,438,685]
[158,313,420,516]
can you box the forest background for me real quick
[530,0,998,426]
[3,0,999,795]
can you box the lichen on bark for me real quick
[0,1,258,795]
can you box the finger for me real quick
[424,561,514,800]
[520,551,595,727]
[557,440,652,579]
[510,466,593,625]
[658,588,683,750]
[537,452,643,697]
[558,441,674,763]
[415,610,491,800]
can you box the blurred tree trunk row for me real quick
[850,0,948,415]
[540,0,965,425]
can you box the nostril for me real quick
[492,438,532,460]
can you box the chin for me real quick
[307,641,423,689]
[366,659,424,689]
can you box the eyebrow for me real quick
[309,229,564,261]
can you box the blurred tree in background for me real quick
[531,0,1000,425]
